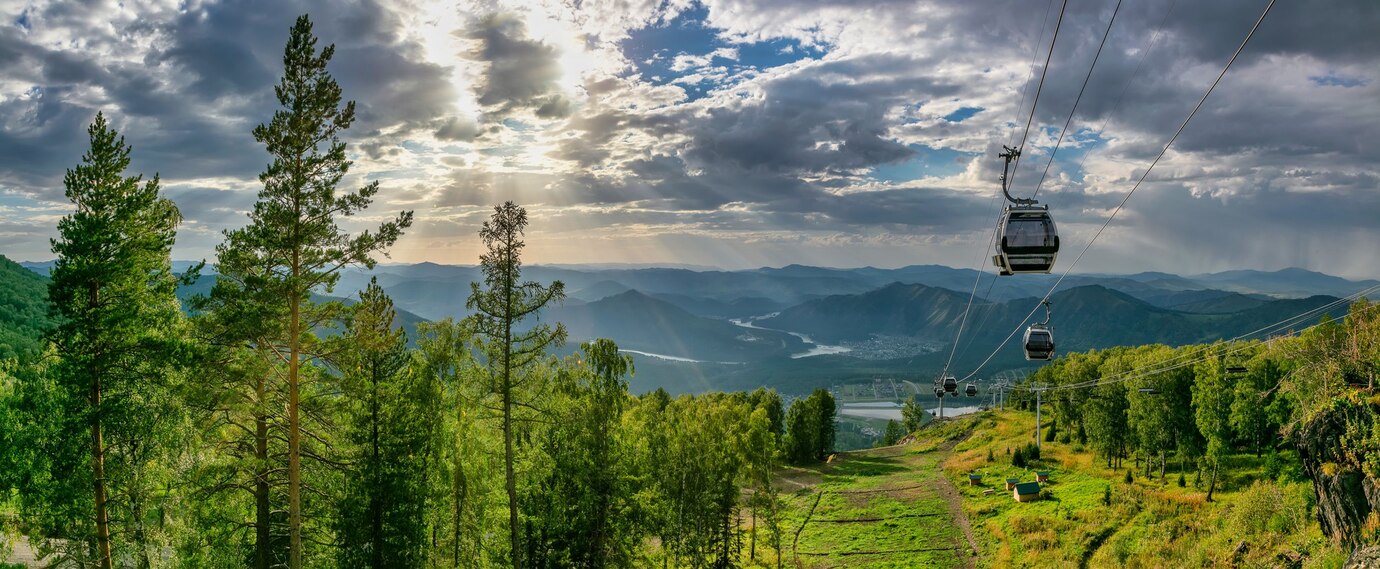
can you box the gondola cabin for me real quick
[1023,324,1054,361]
[965,383,978,397]
[994,205,1059,275]
[942,373,959,395]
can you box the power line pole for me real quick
[1031,381,1050,449]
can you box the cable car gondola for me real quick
[941,373,958,395]
[992,146,1060,276]
[995,205,1059,275]
[1023,300,1055,361]
[964,383,978,397]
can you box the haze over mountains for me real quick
[12,258,1377,394]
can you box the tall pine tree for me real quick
[466,202,566,568]
[47,113,187,568]
[217,15,413,567]
[335,279,431,567]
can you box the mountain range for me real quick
[9,257,1376,394]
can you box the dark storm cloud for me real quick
[467,14,570,120]
[0,0,459,203]
[549,53,959,215]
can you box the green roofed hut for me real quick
[1036,471,1050,483]
[1005,478,1020,491]
[968,474,982,486]
[1014,482,1041,503]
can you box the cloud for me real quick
[0,0,1376,279]
[467,13,570,120]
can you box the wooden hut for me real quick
[1013,482,1041,503]
[1036,471,1050,483]
[968,474,982,486]
[1005,478,1020,491]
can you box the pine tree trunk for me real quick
[1206,461,1219,502]
[255,372,271,569]
[90,283,114,569]
[452,438,464,568]
[503,371,519,569]
[371,373,383,568]
[288,250,303,569]
[750,504,757,561]
[502,234,521,569]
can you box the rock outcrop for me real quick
[1295,396,1380,548]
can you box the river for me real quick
[729,315,852,359]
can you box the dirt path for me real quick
[938,458,982,569]
[4,534,39,567]
[780,423,981,568]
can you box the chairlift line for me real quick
[955,0,1179,362]
[1015,297,1380,395]
[938,0,1070,373]
[1044,283,1380,392]
[1031,0,1123,201]
[1007,0,1071,190]
[958,0,1280,383]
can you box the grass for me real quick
[941,410,1349,568]
[749,421,978,568]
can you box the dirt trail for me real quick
[782,421,982,568]
[933,430,979,569]
[4,534,39,567]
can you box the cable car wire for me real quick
[1046,300,1380,393]
[960,0,1280,383]
[1065,0,1179,192]
[1010,0,1058,149]
[1030,0,1123,201]
[1018,284,1380,393]
[940,0,1063,375]
[1008,0,1071,191]
[955,0,1180,363]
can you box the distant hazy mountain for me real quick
[1189,268,1380,298]
[759,282,1344,360]
[15,259,1374,394]
[570,280,633,302]
[545,290,806,362]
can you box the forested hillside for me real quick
[0,254,52,361]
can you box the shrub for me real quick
[1125,469,1134,484]
[1177,472,1186,487]
[1102,485,1112,506]
[987,448,995,463]
[1013,447,1027,468]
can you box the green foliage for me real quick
[465,202,566,568]
[1012,447,1026,468]
[35,112,192,567]
[334,280,432,567]
[204,15,413,568]
[901,394,927,433]
[783,388,837,464]
[523,339,637,567]
[0,255,53,362]
[881,420,904,446]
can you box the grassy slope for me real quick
[758,420,979,568]
[942,411,1348,568]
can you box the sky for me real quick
[0,0,1377,278]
